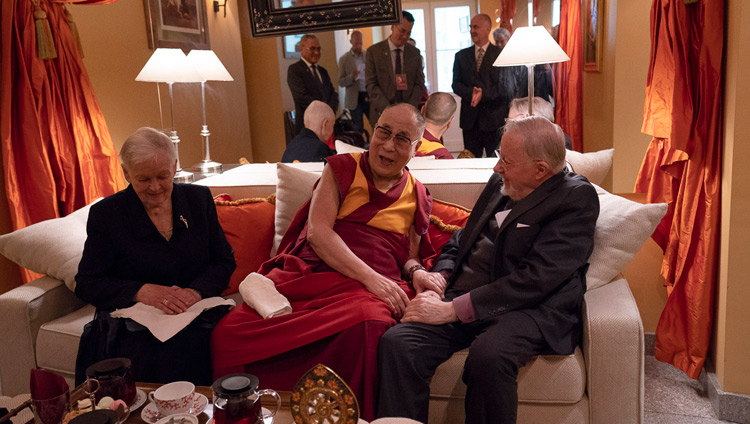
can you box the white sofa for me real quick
[0,156,661,423]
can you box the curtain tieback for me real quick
[64,5,84,58]
[31,0,57,60]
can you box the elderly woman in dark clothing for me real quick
[74,127,235,386]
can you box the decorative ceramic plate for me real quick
[154,413,199,424]
[131,389,147,411]
[140,393,208,423]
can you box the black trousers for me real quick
[376,311,546,424]
[462,127,500,158]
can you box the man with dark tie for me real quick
[288,34,339,135]
[452,14,514,157]
[365,11,426,125]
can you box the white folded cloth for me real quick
[110,297,235,342]
[239,272,292,319]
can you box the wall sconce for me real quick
[214,0,228,17]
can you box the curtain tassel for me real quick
[32,0,57,60]
[65,7,84,58]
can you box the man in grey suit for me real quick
[453,14,514,158]
[338,30,369,131]
[376,117,599,424]
[288,34,339,135]
[365,11,426,125]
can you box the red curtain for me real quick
[1,0,125,281]
[500,0,516,31]
[553,0,582,151]
[635,0,723,379]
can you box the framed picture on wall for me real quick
[583,0,603,72]
[143,0,210,50]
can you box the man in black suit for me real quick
[376,117,599,424]
[365,11,426,124]
[281,101,336,163]
[452,14,514,158]
[288,34,339,135]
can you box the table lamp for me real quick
[136,48,202,183]
[493,26,570,116]
[186,50,234,176]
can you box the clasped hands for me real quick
[470,87,483,108]
[364,269,447,319]
[133,284,201,315]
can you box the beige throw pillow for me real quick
[334,140,365,154]
[273,163,319,255]
[0,199,101,291]
[565,148,614,185]
[586,185,667,290]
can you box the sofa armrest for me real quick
[0,277,86,396]
[583,276,644,424]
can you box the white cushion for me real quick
[335,140,365,154]
[0,200,101,291]
[586,185,667,290]
[566,149,614,185]
[273,163,319,255]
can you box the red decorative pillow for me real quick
[215,195,276,296]
[422,199,471,270]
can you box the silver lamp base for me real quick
[192,160,223,176]
[173,169,195,183]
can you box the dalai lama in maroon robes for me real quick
[211,104,448,420]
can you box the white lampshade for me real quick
[186,50,234,82]
[493,26,570,67]
[135,48,202,83]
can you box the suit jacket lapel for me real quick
[455,186,507,268]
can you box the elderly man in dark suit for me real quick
[365,11,426,124]
[376,116,599,424]
[453,14,514,158]
[288,34,339,135]
[281,101,336,163]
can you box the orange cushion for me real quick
[423,199,471,270]
[215,196,276,296]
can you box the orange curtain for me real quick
[500,0,516,31]
[1,0,125,281]
[635,0,724,379]
[553,0,582,151]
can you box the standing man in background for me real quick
[338,30,370,131]
[366,11,426,125]
[288,34,339,135]
[453,14,513,158]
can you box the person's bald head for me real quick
[470,14,492,46]
[422,93,457,127]
[304,101,335,141]
[350,30,363,54]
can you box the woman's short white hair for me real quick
[509,97,555,123]
[119,127,177,170]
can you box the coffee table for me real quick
[69,383,294,424]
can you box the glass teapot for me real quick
[212,374,280,424]
[85,358,136,406]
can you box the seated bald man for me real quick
[281,100,336,163]
[377,116,599,424]
[416,92,456,159]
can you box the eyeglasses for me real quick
[494,149,539,168]
[373,125,418,150]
